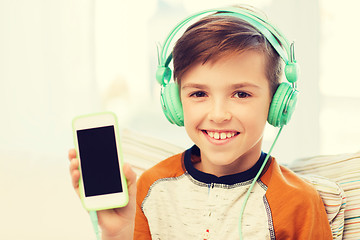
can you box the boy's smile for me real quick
[203,130,239,141]
[202,130,239,144]
[180,50,272,177]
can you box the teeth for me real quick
[220,133,227,139]
[207,131,237,140]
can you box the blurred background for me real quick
[1,0,359,239]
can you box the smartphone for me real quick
[72,112,129,211]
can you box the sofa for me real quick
[121,129,360,239]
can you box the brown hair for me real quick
[172,12,283,96]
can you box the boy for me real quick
[69,6,332,240]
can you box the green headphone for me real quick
[156,7,299,127]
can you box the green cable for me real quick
[238,126,284,240]
[89,211,101,240]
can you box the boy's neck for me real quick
[194,140,263,177]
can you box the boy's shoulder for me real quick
[261,159,333,237]
[262,158,324,205]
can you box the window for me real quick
[319,0,360,154]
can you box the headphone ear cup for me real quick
[161,83,184,126]
[268,82,298,127]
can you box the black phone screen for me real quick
[77,125,123,197]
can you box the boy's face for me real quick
[180,50,272,176]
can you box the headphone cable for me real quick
[89,210,101,240]
[238,126,284,240]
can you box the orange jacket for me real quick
[134,146,332,239]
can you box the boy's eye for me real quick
[190,91,207,98]
[234,91,251,98]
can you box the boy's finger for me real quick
[71,169,80,188]
[68,149,77,161]
[69,157,79,171]
[69,158,80,189]
[123,163,137,199]
[123,163,137,187]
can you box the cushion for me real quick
[289,151,360,240]
[121,128,185,175]
[300,174,346,239]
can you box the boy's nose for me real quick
[208,101,232,123]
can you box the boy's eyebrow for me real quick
[181,83,208,90]
[181,82,261,90]
[230,83,261,89]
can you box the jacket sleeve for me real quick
[133,175,152,240]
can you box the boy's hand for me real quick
[68,149,137,240]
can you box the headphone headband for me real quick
[157,6,298,86]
